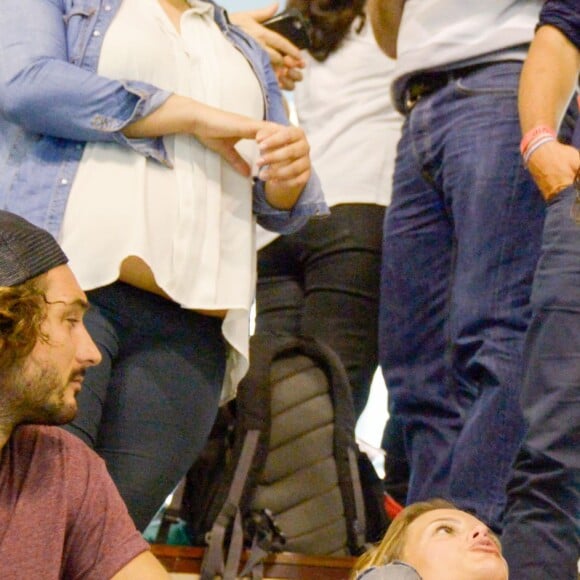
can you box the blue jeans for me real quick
[379,62,545,530]
[502,184,580,579]
[64,282,226,531]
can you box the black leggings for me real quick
[256,203,384,417]
[63,282,226,531]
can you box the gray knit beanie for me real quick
[0,211,68,287]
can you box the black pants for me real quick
[256,203,384,418]
[64,282,225,531]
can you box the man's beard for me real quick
[3,360,80,426]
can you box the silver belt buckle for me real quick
[404,89,418,114]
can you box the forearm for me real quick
[123,94,267,142]
[367,0,405,58]
[123,94,200,139]
[519,24,580,200]
[519,24,580,133]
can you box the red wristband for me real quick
[520,125,557,156]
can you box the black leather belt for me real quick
[402,62,494,114]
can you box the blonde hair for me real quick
[351,499,456,578]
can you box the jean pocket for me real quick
[546,183,575,207]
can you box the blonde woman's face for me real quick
[401,509,508,580]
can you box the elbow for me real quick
[0,75,42,128]
[0,93,29,125]
[0,60,59,129]
[378,32,398,59]
[370,27,398,59]
[373,39,397,59]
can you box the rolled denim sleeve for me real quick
[0,0,172,164]
[247,35,329,233]
[253,172,328,234]
[106,82,173,166]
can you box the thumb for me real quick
[243,2,279,23]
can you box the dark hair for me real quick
[0,278,47,370]
[287,0,367,62]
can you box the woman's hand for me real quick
[256,123,311,209]
[526,141,579,201]
[230,3,305,91]
[123,95,270,176]
[123,95,313,199]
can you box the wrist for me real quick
[520,125,557,166]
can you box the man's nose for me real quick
[78,324,102,366]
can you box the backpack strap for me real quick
[239,535,267,580]
[200,429,261,580]
[348,445,368,550]
[297,336,369,554]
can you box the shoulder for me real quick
[10,425,73,455]
[11,425,106,484]
[13,425,97,458]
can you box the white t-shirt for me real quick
[257,14,403,250]
[391,0,543,110]
[60,0,264,402]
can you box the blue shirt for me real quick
[0,0,327,237]
[539,0,580,49]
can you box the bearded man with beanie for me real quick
[0,210,168,579]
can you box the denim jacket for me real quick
[0,0,327,237]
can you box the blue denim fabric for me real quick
[502,184,580,580]
[0,0,327,238]
[379,61,545,530]
[64,282,226,531]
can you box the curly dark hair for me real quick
[0,279,47,370]
[287,0,367,62]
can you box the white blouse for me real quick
[60,0,264,402]
[257,15,403,251]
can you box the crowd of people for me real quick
[0,0,577,578]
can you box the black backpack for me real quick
[180,333,388,579]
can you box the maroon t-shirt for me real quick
[0,425,149,579]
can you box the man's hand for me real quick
[256,123,311,209]
[230,3,306,90]
[526,141,579,201]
